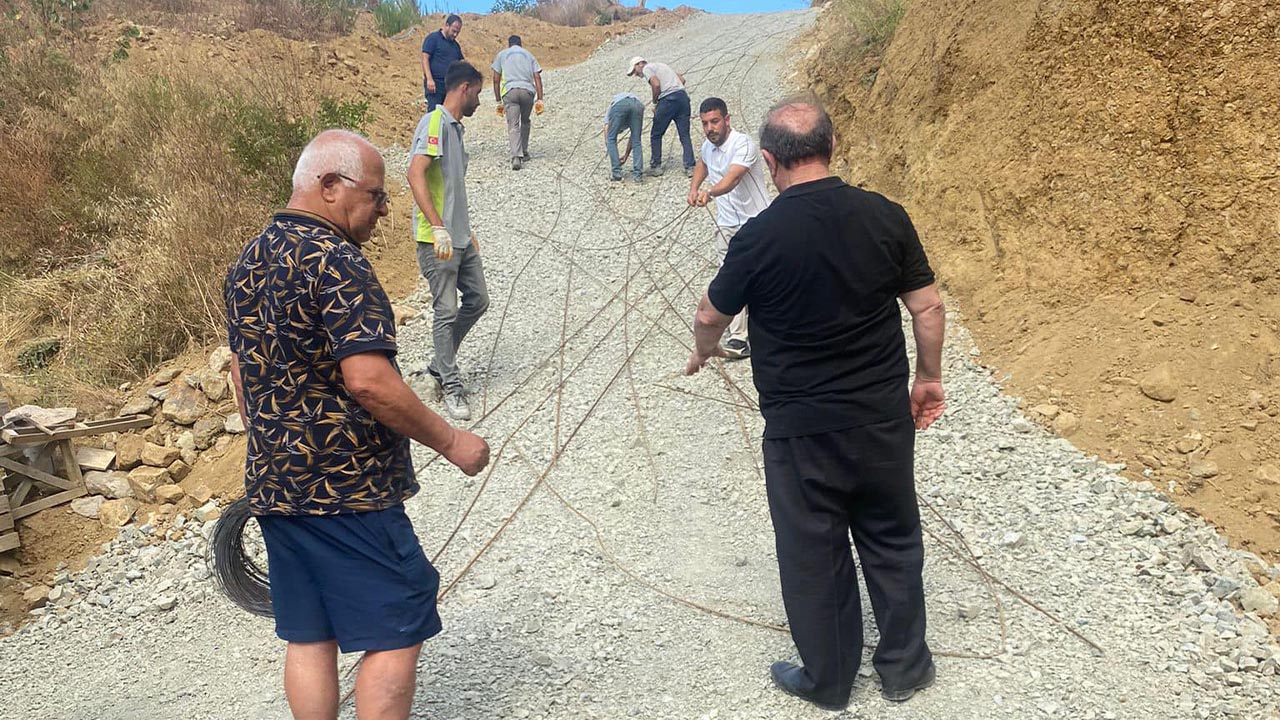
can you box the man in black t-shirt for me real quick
[421,14,463,110]
[686,100,947,710]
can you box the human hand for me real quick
[910,378,946,430]
[470,232,479,251]
[535,100,545,115]
[426,78,436,93]
[444,428,490,476]
[432,227,453,260]
[497,105,505,117]
[687,189,700,207]
[696,190,711,207]
[684,346,727,376]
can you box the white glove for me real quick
[432,227,453,260]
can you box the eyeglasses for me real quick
[331,173,389,207]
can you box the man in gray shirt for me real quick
[492,35,544,171]
[408,61,489,421]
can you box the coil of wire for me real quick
[207,496,274,617]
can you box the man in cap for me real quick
[492,35,545,170]
[627,56,695,177]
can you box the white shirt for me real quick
[641,62,684,100]
[701,129,771,228]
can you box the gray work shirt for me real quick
[409,105,471,248]
[641,62,683,100]
[492,46,542,96]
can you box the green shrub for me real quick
[491,0,535,13]
[229,95,373,204]
[372,0,421,37]
[836,0,907,55]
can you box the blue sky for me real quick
[426,0,808,14]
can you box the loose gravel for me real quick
[2,10,1280,720]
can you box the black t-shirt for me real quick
[708,177,935,439]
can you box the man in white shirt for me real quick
[688,96,771,359]
[627,56,695,177]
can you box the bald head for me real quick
[292,129,383,193]
[759,98,834,170]
[288,129,388,246]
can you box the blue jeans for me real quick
[651,90,694,170]
[416,241,490,392]
[606,97,644,179]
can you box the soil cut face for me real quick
[804,1,1280,559]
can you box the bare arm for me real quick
[340,352,489,475]
[492,70,503,103]
[230,354,247,428]
[684,292,732,375]
[534,72,543,101]
[900,283,947,429]
[408,154,445,228]
[649,75,662,104]
[687,159,708,205]
[677,72,686,85]
[708,163,749,198]
[422,53,434,90]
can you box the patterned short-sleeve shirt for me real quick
[224,210,417,516]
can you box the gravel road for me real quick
[3,9,1280,720]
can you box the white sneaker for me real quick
[444,391,472,421]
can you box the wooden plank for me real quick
[75,446,116,472]
[0,531,19,553]
[0,455,77,491]
[9,479,32,509]
[2,414,152,446]
[11,487,85,519]
[0,494,8,513]
[0,513,11,533]
[60,440,85,489]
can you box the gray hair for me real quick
[291,129,377,192]
[759,97,834,170]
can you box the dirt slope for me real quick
[807,1,1280,559]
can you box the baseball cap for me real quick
[626,56,645,76]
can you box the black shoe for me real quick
[881,662,936,703]
[611,174,623,182]
[769,661,849,712]
[722,338,750,359]
[646,165,664,177]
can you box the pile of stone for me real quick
[70,346,242,534]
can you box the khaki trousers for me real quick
[716,224,749,342]
[502,88,535,159]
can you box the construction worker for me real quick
[605,91,644,182]
[421,14,463,110]
[492,35,544,170]
[626,56,695,177]
[407,61,490,421]
[687,96,771,359]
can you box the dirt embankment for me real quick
[806,1,1280,559]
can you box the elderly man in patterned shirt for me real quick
[224,129,489,720]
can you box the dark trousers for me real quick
[762,417,933,704]
[424,77,445,110]
[650,89,694,170]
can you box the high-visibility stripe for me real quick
[415,109,447,244]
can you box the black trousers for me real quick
[762,416,933,704]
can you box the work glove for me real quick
[497,105,505,117]
[534,100,545,115]
[432,227,454,260]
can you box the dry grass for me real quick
[526,0,641,27]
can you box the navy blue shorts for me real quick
[257,504,442,653]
